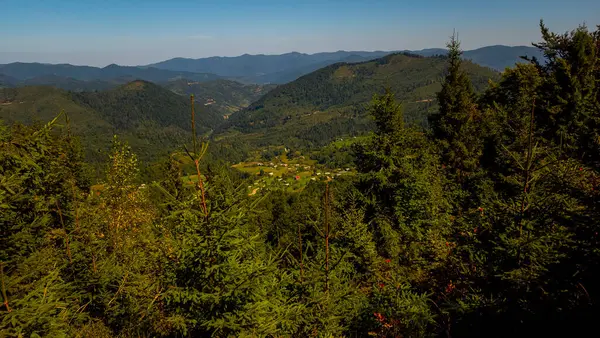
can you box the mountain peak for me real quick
[121,80,150,91]
[103,63,120,69]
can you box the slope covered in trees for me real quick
[71,80,222,132]
[0,86,116,162]
[18,75,119,91]
[1,22,600,338]
[0,74,18,88]
[0,81,222,165]
[217,52,499,149]
[236,54,377,84]
[162,79,277,115]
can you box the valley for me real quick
[2,6,599,336]
[229,143,357,194]
[0,45,535,169]
[161,79,277,115]
[1,51,501,171]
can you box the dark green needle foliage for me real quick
[1,21,600,338]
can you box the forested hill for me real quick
[0,74,18,88]
[216,52,499,148]
[68,80,223,162]
[71,80,222,132]
[0,81,222,163]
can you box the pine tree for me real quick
[446,44,596,335]
[0,116,97,336]
[429,32,482,178]
[353,90,449,334]
[532,21,600,166]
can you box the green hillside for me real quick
[217,53,499,148]
[71,80,222,132]
[162,79,277,115]
[0,86,115,160]
[0,81,222,165]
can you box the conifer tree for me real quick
[532,21,600,166]
[0,117,92,336]
[447,45,597,335]
[357,90,452,268]
[353,90,448,334]
[429,32,482,178]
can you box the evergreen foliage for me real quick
[430,33,482,178]
[218,52,499,151]
[1,21,600,337]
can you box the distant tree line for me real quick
[1,21,599,337]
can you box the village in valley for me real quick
[231,146,354,195]
[175,137,360,195]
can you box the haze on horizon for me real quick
[1,0,598,67]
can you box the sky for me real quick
[1,0,599,67]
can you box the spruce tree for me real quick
[533,21,599,166]
[354,91,449,334]
[447,41,597,335]
[429,33,482,178]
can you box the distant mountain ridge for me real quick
[145,51,391,78]
[459,45,545,71]
[147,45,544,83]
[0,62,221,84]
[0,46,544,88]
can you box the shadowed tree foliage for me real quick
[1,21,600,338]
[430,33,483,179]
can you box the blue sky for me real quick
[1,0,598,66]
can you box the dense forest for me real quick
[216,52,498,150]
[1,22,600,337]
[0,81,226,170]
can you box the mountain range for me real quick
[1,46,536,162]
[146,45,544,83]
[0,62,220,90]
[0,45,544,90]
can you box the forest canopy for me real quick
[1,21,600,337]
